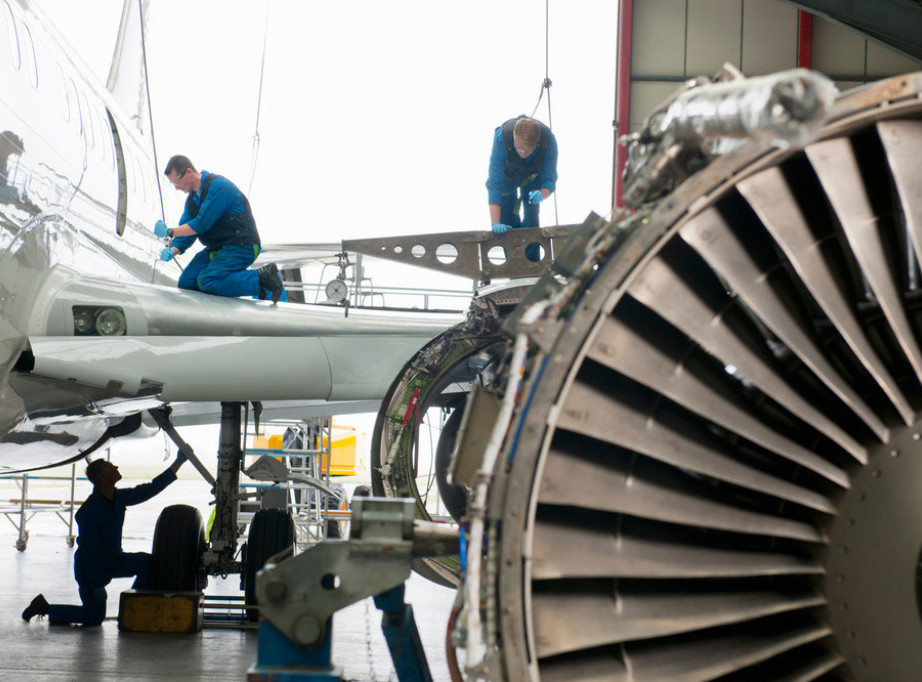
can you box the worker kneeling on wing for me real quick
[22,454,186,626]
[155,154,285,303]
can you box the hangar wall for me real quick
[614,0,922,206]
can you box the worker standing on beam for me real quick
[486,115,558,261]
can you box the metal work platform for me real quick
[239,418,347,549]
[0,464,80,551]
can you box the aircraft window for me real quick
[0,1,19,71]
[68,78,82,135]
[79,91,94,148]
[55,62,70,123]
[18,20,36,88]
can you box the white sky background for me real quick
[35,0,619,245]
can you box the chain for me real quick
[364,598,379,681]
[362,598,396,682]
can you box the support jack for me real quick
[248,498,455,682]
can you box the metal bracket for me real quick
[148,405,216,488]
[256,498,417,647]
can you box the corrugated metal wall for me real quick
[614,0,922,205]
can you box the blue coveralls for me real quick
[169,171,284,299]
[485,121,558,262]
[48,469,177,626]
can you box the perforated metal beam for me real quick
[343,225,578,281]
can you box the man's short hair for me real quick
[164,155,196,177]
[0,131,24,153]
[85,459,108,485]
[513,118,541,146]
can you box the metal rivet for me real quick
[871,469,882,478]
[890,449,900,457]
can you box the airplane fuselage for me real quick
[0,2,458,472]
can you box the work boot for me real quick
[22,594,49,621]
[257,263,283,304]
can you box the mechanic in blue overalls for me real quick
[486,115,558,262]
[22,454,186,625]
[154,154,285,303]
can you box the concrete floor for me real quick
[0,476,457,681]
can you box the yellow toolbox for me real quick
[118,590,204,633]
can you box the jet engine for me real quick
[458,70,922,681]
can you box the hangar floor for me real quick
[0,477,456,681]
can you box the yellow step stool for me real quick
[118,589,204,633]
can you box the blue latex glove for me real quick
[160,247,175,261]
[528,189,545,205]
[153,219,169,238]
[491,222,510,235]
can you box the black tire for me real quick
[244,508,295,621]
[149,504,205,592]
[325,483,348,539]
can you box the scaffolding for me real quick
[239,417,347,550]
[0,464,80,551]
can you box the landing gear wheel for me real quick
[149,504,205,591]
[244,508,295,622]
[324,484,348,539]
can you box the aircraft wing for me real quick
[2,265,459,472]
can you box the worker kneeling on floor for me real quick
[21,453,186,626]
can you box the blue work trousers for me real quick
[499,182,542,262]
[178,244,260,298]
[48,551,152,626]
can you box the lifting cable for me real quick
[137,0,183,279]
[527,0,558,225]
[248,0,272,196]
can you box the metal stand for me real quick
[248,498,454,682]
[0,464,79,550]
[374,584,433,682]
